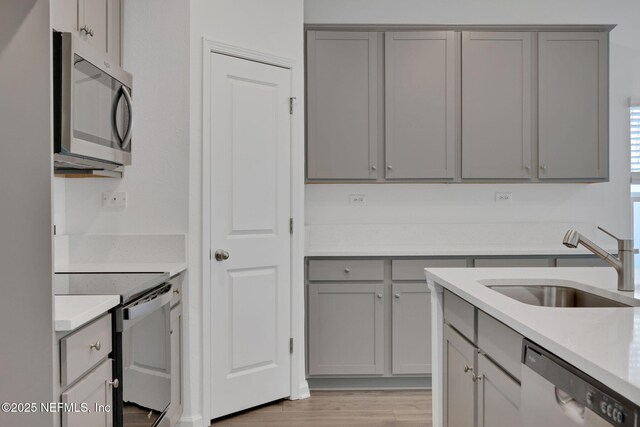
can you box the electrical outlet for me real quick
[103,191,127,208]
[349,194,366,206]
[495,192,513,203]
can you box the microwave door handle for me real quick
[120,86,133,149]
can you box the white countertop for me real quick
[56,262,187,278]
[425,267,640,405]
[55,295,120,332]
[306,245,614,257]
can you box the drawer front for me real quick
[308,259,384,281]
[477,311,523,380]
[61,358,113,427]
[474,258,553,268]
[61,314,112,388]
[392,258,468,281]
[556,257,609,267]
[443,290,475,343]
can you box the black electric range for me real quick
[54,272,173,427]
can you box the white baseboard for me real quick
[176,414,205,427]
[295,380,310,400]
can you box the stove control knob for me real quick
[607,404,613,417]
[601,401,608,414]
[616,410,625,423]
[586,392,594,405]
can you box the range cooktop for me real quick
[54,272,170,303]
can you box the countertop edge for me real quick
[55,295,120,332]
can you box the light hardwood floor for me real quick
[211,390,432,426]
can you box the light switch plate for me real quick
[103,191,127,208]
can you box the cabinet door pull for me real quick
[89,341,101,351]
[376,293,383,299]
[80,25,94,37]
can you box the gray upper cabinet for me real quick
[306,31,379,180]
[385,31,456,179]
[538,32,608,180]
[391,282,431,374]
[462,32,532,179]
[308,282,385,375]
[51,0,122,65]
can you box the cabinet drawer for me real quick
[308,260,384,281]
[474,258,553,268]
[392,258,468,281]
[477,311,522,380]
[556,257,608,267]
[444,290,475,343]
[61,314,112,388]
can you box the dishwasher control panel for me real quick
[523,340,638,426]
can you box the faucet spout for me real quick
[562,228,634,292]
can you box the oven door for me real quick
[54,32,133,167]
[121,284,172,427]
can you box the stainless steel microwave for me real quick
[53,32,133,173]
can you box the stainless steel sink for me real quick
[487,285,633,308]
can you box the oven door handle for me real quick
[123,284,172,321]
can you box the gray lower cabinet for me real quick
[306,31,379,180]
[444,290,522,427]
[308,282,385,375]
[461,31,532,179]
[61,358,114,427]
[384,31,456,179]
[444,324,477,427]
[538,32,608,180]
[168,303,183,426]
[391,282,431,374]
[477,353,521,427]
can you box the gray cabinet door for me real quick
[308,283,384,375]
[79,0,108,53]
[385,31,456,179]
[477,353,521,427]
[168,304,183,425]
[444,324,476,427]
[538,32,608,180]
[307,31,379,179]
[462,32,532,179]
[61,358,114,427]
[391,282,431,374]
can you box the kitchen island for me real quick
[426,267,640,427]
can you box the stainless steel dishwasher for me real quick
[521,340,638,426]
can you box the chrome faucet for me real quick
[562,227,635,292]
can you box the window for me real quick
[632,99,640,182]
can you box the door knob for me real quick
[214,249,230,261]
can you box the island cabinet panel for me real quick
[391,282,431,374]
[444,289,476,343]
[538,32,608,180]
[306,31,379,180]
[477,311,523,381]
[461,31,533,179]
[384,31,456,179]
[444,324,477,427]
[308,282,385,375]
[477,353,521,427]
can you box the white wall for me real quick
[188,1,305,424]
[58,0,190,236]
[0,1,55,425]
[304,0,640,238]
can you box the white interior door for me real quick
[209,52,292,419]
